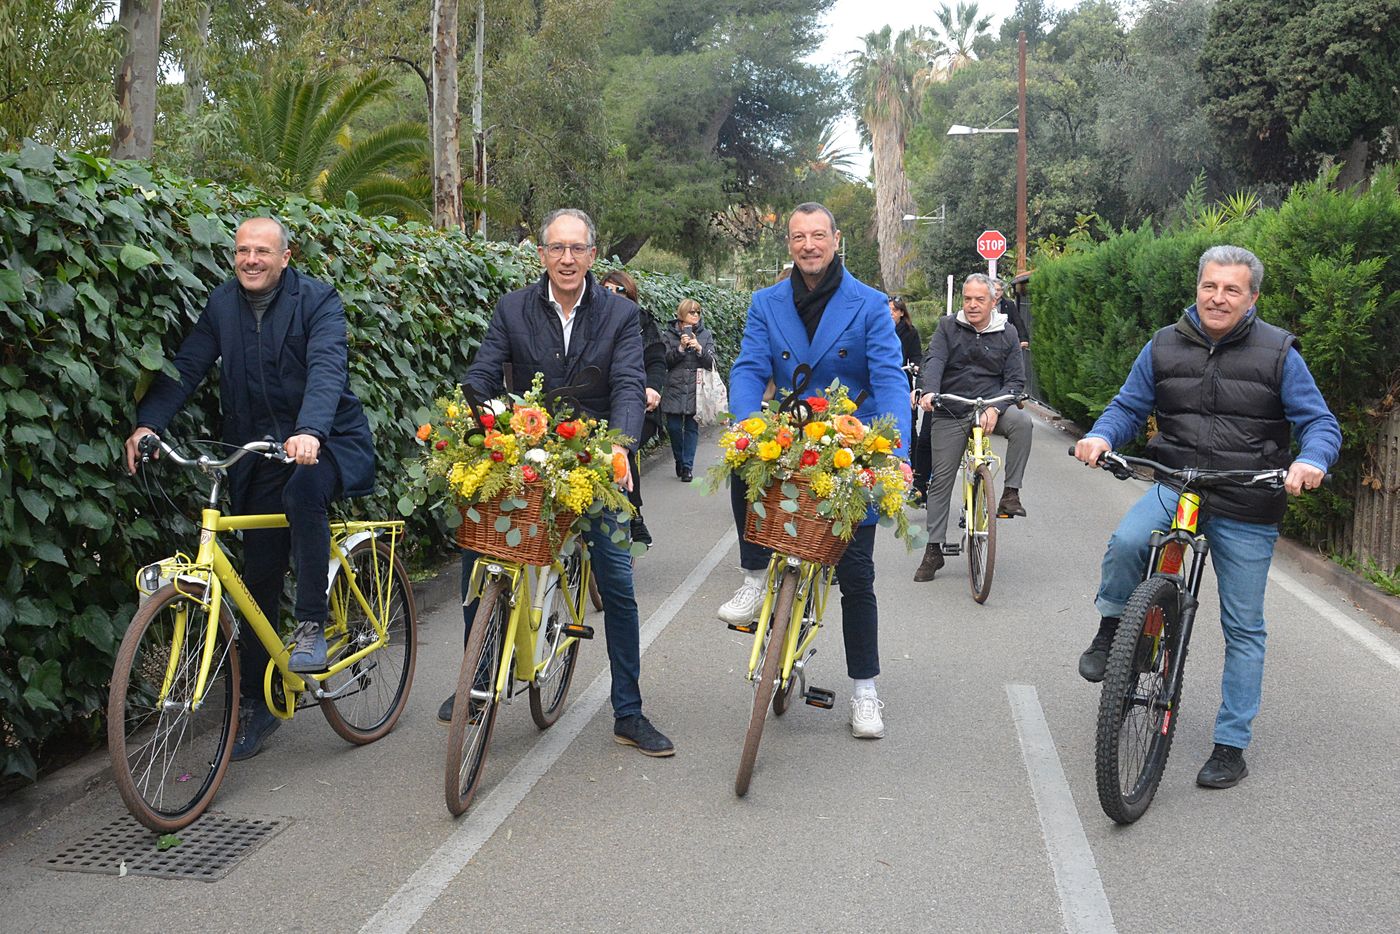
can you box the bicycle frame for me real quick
[745,554,835,691]
[464,550,590,703]
[962,423,1002,526]
[1138,488,1211,729]
[144,511,404,718]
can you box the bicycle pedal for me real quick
[941,543,963,556]
[561,623,595,640]
[803,687,835,709]
[726,621,757,634]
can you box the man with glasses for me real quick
[122,216,376,761]
[721,202,909,739]
[443,207,675,757]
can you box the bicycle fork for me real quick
[1141,524,1211,734]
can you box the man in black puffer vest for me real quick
[1073,245,1340,790]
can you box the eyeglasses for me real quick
[603,284,625,294]
[787,232,831,245]
[542,242,595,258]
[234,246,281,259]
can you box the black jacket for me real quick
[895,318,923,370]
[465,272,646,445]
[918,312,1025,416]
[136,266,376,504]
[659,320,715,415]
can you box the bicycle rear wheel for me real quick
[772,579,818,717]
[530,553,586,728]
[1095,576,1184,824]
[735,570,797,796]
[967,464,997,603]
[320,538,418,743]
[108,585,239,832]
[445,578,508,817]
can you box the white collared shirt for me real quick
[547,279,586,354]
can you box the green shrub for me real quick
[0,141,746,783]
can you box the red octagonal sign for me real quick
[976,229,1008,260]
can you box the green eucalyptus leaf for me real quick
[783,521,798,538]
[494,516,512,533]
[504,528,522,547]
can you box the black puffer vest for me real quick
[1147,311,1295,524]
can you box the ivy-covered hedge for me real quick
[0,141,746,783]
[1031,168,1400,545]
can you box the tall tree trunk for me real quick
[1333,135,1371,192]
[431,0,464,229]
[605,233,650,265]
[471,0,485,234]
[111,0,163,160]
[182,0,212,163]
[869,119,913,293]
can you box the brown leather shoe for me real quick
[997,487,1026,518]
[913,543,945,582]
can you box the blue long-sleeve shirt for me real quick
[1086,309,1342,471]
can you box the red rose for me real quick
[522,465,539,482]
[435,439,449,451]
[734,437,750,450]
[479,412,495,429]
[800,449,820,467]
[577,450,592,464]
[806,396,829,413]
[557,420,579,439]
[490,450,505,463]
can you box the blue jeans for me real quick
[666,413,699,472]
[1095,484,1280,749]
[728,477,881,680]
[461,512,643,719]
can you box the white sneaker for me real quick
[850,695,886,739]
[718,581,764,624]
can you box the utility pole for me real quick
[1016,30,1028,275]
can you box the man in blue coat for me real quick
[447,207,673,758]
[123,216,375,760]
[721,202,910,739]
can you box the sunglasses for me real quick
[603,284,626,294]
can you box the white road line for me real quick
[1006,684,1117,934]
[1268,566,1400,673]
[360,529,739,934]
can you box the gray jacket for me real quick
[659,320,715,415]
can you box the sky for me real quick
[810,0,1028,177]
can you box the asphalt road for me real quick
[3,413,1399,933]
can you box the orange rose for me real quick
[775,427,794,449]
[510,406,549,442]
[833,414,866,443]
[416,423,432,442]
[612,451,629,483]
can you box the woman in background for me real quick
[659,298,715,482]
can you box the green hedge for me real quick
[0,142,746,783]
[1031,168,1400,545]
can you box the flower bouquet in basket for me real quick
[707,379,924,565]
[415,374,635,565]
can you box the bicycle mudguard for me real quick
[324,529,380,597]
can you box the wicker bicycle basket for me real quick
[744,474,850,566]
[456,483,576,566]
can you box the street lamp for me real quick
[902,207,946,225]
[946,32,1029,275]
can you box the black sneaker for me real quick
[679,467,693,483]
[630,517,653,546]
[437,693,455,724]
[1077,616,1119,683]
[1196,743,1248,788]
[231,698,281,761]
[613,714,675,757]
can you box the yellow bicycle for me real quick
[109,437,417,832]
[732,549,837,796]
[928,391,1024,603]
[445,537,593,816]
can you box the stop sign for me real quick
[976,230,1008,260]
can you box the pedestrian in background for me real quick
[601,269,667,544]
[659,298,715,482]
[889,296,922,453]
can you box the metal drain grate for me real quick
[42,813,289,882]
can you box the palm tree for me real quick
[929,1,994,75]
[849,26,924,292]
[229,69,432,219]
[795,118,862,183]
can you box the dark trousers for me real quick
[665,413,699,472]
[460,512,644,718]
[235,456,343,700]
[729,477,880,679]
[913,408,934,491]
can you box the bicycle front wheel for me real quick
[320,538,419,743]
[772,579,818,717]
[735,570,797,797]
[967,464,997,603]
[1095,576,1183,824]
[529,552,585,728]
[108,585,239,832]
[445,579,508,817]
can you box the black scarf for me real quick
[791,257,843,341]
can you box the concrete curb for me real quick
[0,437,679,847]
[1030,400,1400,633]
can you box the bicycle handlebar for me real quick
[928,391,1027,412]
[138,434,289,471]
[1066,447,1288,489]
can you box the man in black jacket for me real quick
[123,216,376,760]
[912,273,1030,581]
[443,208,674,757]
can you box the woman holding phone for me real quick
[659,298,715,482]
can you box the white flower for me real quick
[524,448,548,465]
[487,399,508,416]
